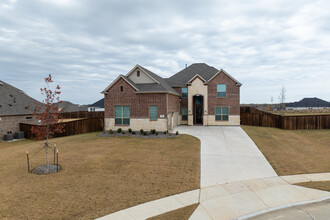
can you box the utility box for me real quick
[14,132,25,139]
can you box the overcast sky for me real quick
[1,0,329,104]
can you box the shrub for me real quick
[122,131,125,134]
[143,132,147,136]
[176,131,179,135]
[140,129,144,134]
[132,131,136,134]
[150,129,156,134]
[109,129,113,134]
[164,131,167,134]
[128,128,132,133]
[117,128,122,133]
[156,132,158,135]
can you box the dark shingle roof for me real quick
[286,98,330,108]
[57,101,88,112]
[138,66,179,94]
[89,98,104,108]
[166,63,219,86]
[0,80,40,116]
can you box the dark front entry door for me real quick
[195,106,203,124]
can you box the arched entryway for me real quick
[193,95,203,124]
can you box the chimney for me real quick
[185,64,187,68]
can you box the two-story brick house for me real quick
[102,63,241,131]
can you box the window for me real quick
[149,105,158,120]
[182,108,188,120]
[181,88,188,98]
[217,84,226,97]
[120,86,123,92]
[26,116,32,120]
[115,106,130,125]
[215,107,228,121]
[137,70,140,77]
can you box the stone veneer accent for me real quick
[206,115,240,126]
[105,118,167,131]
[188,77,208,126]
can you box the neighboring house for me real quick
[0,80,39,139]
[57,101,88,112]
[285,98,330,110]
[102,63,241,131]
[88,98,104,112]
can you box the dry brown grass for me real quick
[295,181,330,192]
[148,203,199,220]
[241,126,330,176]
[0,133,200,219]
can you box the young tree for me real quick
[278,86,286,110]
[31,74,65,167]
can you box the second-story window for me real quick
[217,84,226,97]
[181,87,188,98]
[137,70,140,77]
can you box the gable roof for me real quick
[166,63,219,86]
[166,63,242,87]
[0,80,41,116]
[208,69,242,86]
[89,98,104,108]
[286,98,330,108]
[102,65,180,96]
[187,74,207,84]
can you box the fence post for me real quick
[27,150,30,173]
[56,149,59,172]
[54,144,56,165]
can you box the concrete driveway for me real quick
[175,126,277,188]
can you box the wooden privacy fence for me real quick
[240,107,330,130]
[60,111,104,119]
[20,117,104,139]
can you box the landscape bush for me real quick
[143,132,147,136]
[117,128,122,133]
[132,131,136,134]
[109,129,113,134]
[140,129,144,134]
[150,129,156,134]
[122,131,125,134]
[176,131,179,135]
[128,128,132,133]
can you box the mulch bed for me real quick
[98,130,181,138]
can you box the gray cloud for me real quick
[0,0,329,104]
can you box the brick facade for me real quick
[167,94,180,112]
[208,71,240,115]
[105,78,167,119]
[0,114,37,139]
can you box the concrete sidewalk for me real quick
[175,126,277,187]
[189,176,330,220]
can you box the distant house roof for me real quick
[89,98,104,108]
[0,80,40,116]
[286,98,330,108]
[57,101,88,112]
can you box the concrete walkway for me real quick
[175,126,277,187]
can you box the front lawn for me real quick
[241,126,330,176]
[0,132,200,219]
[295,181,330,192]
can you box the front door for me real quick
[195,106,203,124]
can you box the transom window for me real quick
[215,107,228,121]
[115,106,130,125]
[181,88,188,98]
[182,107,188,120]
[149,105,158,120]
[217,84,226,97]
